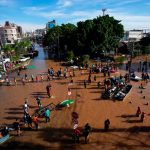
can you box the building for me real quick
[34,29,46,37]
[122,30,144,42]
[46,20,56,30]
[0,21,23,46]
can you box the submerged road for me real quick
[0,44,56,125]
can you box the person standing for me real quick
[41,75,44,82]
[47,74,50,81]
[24,101,29,113]
[104,119,110,131]
[73,128,81,143]
[25,73,28,81]
[136,106,141,117]
[36,76,38,82]
[36,96,42,108]
[33,115,38,130]
[22,77,25,85]
[14,77,17,85]
[45,108,51,122]
[140,112,145,122]
[84,80,87,88]
[46,84,51,98]
[31,75,34,82]
[13,119,20,136]
[94,75,96,81]
[17,70,20,76]
[26,114,32,129]
[67,88,72,100]
[83,123,92,143]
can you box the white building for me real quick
[122,30,144,42]
[0,21,22,45]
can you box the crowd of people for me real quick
[1,58,150,144]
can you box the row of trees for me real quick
[2,39,32,60]
[43,15,124,59]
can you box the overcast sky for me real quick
[0,0,150,31]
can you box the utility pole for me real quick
[102,8,107,16]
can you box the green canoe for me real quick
[60,99,74,107]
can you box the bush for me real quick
[67,50,74,61]
[142,46,150,54]
[79,54,90,66]
[115,56,126,63]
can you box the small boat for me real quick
[56,99,74,109]
[60,99,74,107]
[0,132,10,144]
[113,84,132,101]
[130,76,142,81]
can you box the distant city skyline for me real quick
[0,0,150,31]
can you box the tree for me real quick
[67,50,74,61]
[79,55,90,66]
[2,44,14,59]
[139,34,150,54]
[14,39,32,57]
[43,15,124,59]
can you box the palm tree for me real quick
[2,44,14,59]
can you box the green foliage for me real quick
[3,44,13,54]
[142,46,150,54]
[11,55,20,61]
[79,54,90,66]
[43,15,124,58]
[115,56,126,63]
[14,39,32,56]
[67,50,74,61]
[139,34,150,54]
[2,44,14,58]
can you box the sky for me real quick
[0,0,150,32]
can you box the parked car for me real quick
[19,57,30,62]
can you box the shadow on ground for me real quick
[1,126,150,150]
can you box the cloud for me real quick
[23,9,66,18]
[22,6,48,11]
[57,0,73,8]
[109,10,150,30]
[21,1,150,30]
[16,22,45,32]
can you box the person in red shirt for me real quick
[33,115,38,130]
[73,128,81,143]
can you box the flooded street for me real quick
[0,45,150,150]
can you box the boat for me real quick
[56,99,74,109]
[130,76,142,81]
[60,99,74,107]
[0,134,10,144]
[113,84,132,101]
[0,127,10,145]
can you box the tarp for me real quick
[27,65,36,69]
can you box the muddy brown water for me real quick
[0,45,150,149]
